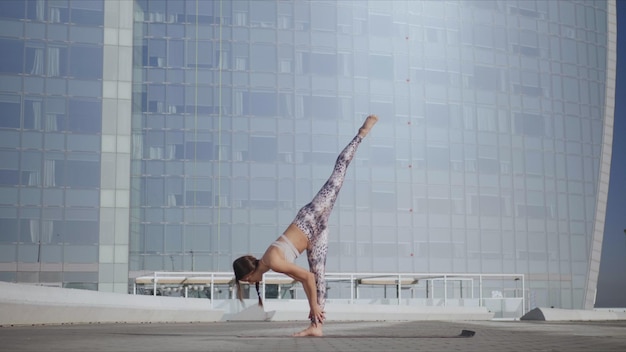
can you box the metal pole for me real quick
[261,274,266,299]
[210,274,214,309]
[153,272,157,296]
[521,274,526,315]
[350,274,354,304]
[444,275,447,306]
[479,275,483,307]
[397,274,401,304]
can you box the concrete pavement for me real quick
[1,320,625,352]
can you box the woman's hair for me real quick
[232,255,263,307]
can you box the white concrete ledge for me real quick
[0,282,223,326]
[521,307,626,321]
[227,300,495,322]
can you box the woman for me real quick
[232,114,378,337]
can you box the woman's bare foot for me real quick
[292,323,323,337]
[358,114,378,138]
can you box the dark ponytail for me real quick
[255,281,263,307]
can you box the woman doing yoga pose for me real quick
[232,114,378,337]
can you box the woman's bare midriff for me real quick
[281,223,309,253]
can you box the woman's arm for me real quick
[263,252,324,322]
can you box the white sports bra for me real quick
[270,234,300,263]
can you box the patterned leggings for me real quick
[292,134,363,316]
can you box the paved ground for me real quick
[1,320,625,352]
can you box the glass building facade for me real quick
[0,0,132,292]
[0,0,616,310]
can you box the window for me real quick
[369,14,392,36]
[427,147,450,171]
[26,45,44,75]
[517,204,553,219]
[0,39,24,74]
[304,96,338,119]
[0,170,20,186]
[249,136,276,162]
[250,1,276,28]
[0,95,20,128]
[65,160,100,188]
[68,99,101,133]
[425,103,449,128]
[470,195,503,216]
[513,84,542,97]
[478,158,500,174]
[186,41,212,68]
[0,0,24,19]
[514,112,544,137]
[371,146,395,167]
[69,46,102,79]
[298,52,336,75]
[185,191,213,206]
[70,0,103,26]
[243,92,276,117]
[474,66,501,91]
[250,44,276,72]
[63,220,99,245]
[369,55,393,79]
[185,141,213,160]
[0,218,18,242]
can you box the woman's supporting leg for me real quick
[307,228,328,313]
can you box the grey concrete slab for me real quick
[1,320,625,352]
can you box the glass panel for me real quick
[0,94,20,128]
[68,99,101,133]
[250,44,276,71]
[64,220,98,245]
[69,45,102,79]
[0,218,18,243]
[64,245,98,263]
[70,0,103,26]
[0,39,24,74]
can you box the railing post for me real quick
[210,273,214,309]
[443,274,447,307]
[397,274,401,305]
[153,272,157,296]
[350,274,354,304]
[521,274,526,315]
[261,273,266,299]
[479,275,483,307]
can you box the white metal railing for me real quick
[132,271,526,317]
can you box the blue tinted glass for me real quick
[68,99,101,133]
[0,39,25,73]
[0,0,25,19]
[69,46,103,79]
